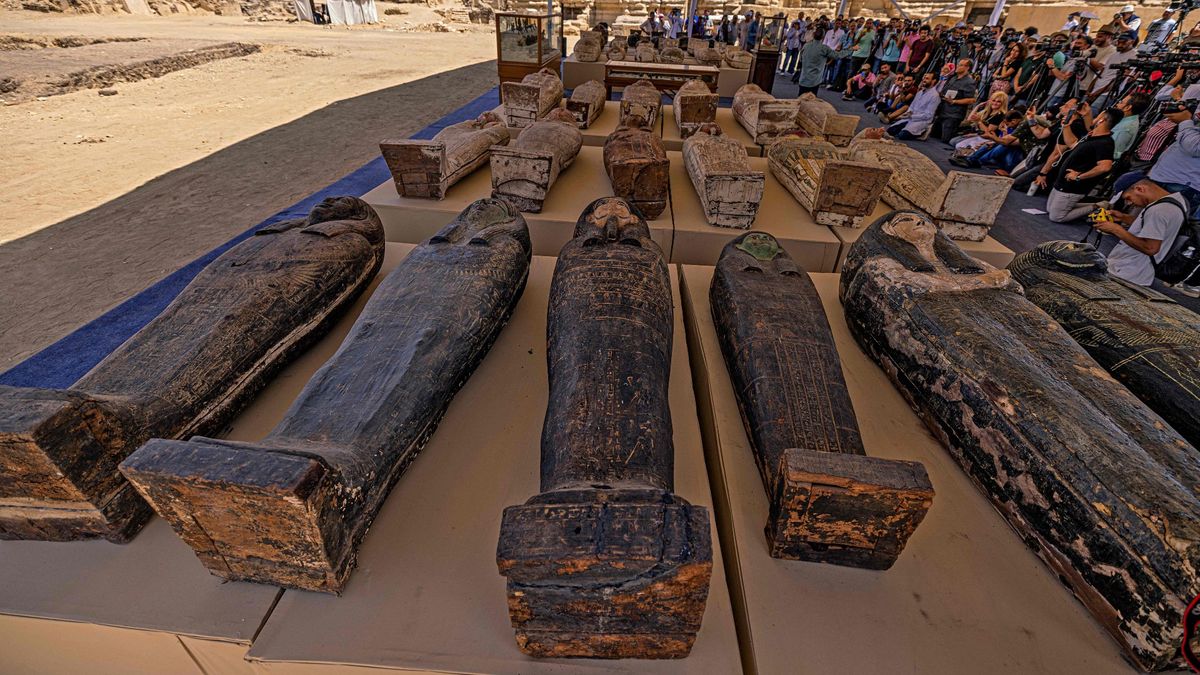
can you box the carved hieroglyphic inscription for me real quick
[1009,240,1200,449]
[572,30,603,62]
[732,83,803,144]
[682,124,764,229]
[380,111,509,200]
[496,197,712,659]
[501,68,563,128]
[618,77,662,130]
[840,211,1200,671]
[0,197,385,542]
[767,138,892,227]
[849,135,1010,241]
[121,199,532,593]
[710,232,932,566]
[673,79,717,140]
[490,108,583,213]
[566,79,606,129]
[603,122,670,218]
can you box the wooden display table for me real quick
[244,248,744,674]
[669,154,840,270]
[362,145,673,257]
[605,59,719,98]
[679,266,1136,675]
[661,105,762,156]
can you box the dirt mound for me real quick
[0,34,148,50]
[50,41,260,93]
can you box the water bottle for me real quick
[1026,181,1038,196]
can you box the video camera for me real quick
[1169,0,1200,11]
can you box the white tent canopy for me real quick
[294,0,378,25]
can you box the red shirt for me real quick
[908,38,933,68]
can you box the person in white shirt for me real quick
[1140,9,1178,52]
[1155,66,1200,102]
[666,9,684,39]
[1062,12,1081,32]
[1088,31,1139,112]
[737,12,751,47]
[1113,5,1142,35]
[781,20,804,73]
[1095,179,1190,286]
[886,72,940,139]
[639,12,661,36]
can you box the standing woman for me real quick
[990,41,1025,95]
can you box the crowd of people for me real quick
[738,10,1200,292]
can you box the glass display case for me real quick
[750,12,786,91]
[495,11,563,84]
[755,13,788,53]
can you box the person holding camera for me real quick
[1046,107,1123,222]
[1087,31,1139,112]
[1114,103,1200,214]
[1094,178,1189,287]
[1113,5,1143,37]
[1044,34,1094,108]
[1140,9,1178,53]
[1155,65,1200,104]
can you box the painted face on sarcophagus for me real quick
[576,196,650,246]
[1020,240,1109,274]
[718,231,803,278]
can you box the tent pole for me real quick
[987,0,1006,25]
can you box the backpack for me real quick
[1146,196,1198,284]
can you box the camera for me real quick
[1161,98,1199,114]
[1169,0,1200,11]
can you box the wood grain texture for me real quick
[796,92,860,146]
[380,111,510,200]
[849,135,1010,241]
[682,124,764,229]
[710,232,932,567]
[732,83,803,144]
[603,122,670,219]
[565,79,605,129]
[635,41,658,63]
[1009,240,1200,450]
[121,198,532,593]
[0,197,385,542]
[572,31,603,62]
[490,108,582,213]
[618,78,662,130]
[723,49,752,69]
[767,138,892,227]
[673,79,718,140]
[839,211,1200,671]
[497,197,712,659]
[500,68,563,129]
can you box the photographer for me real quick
[1046,107,1123,222]
[1113,103,1200,214]
[1112,5,1143,37]
[1087,31,1139,112]
[1093,178,1190,287]
[1155,64,1200,104]
[1139,9,1178,53]
[1044,34,1094,108]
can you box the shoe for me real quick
[948,156,972,168]
[877,112,890,123]
[1174,283,1200,297]
[841,94,853,101]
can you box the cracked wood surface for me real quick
[710,232,932,568]
[767,138,892,228]
[839,211,1200,671]
[673,79,717,140]
[490,108,582,213]
[496,197,712,659]
[380,111,509,200]
[0,197,385,543]
[682,124,764,229]
[500,68,563,129]
[603,122,670,219]
[618,78,662,130]
[732,83,802,144]
[121,198,532,593]
[566,79,605,129]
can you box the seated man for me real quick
[865,62,896,111]
[1093,178,1190,286]
[885,72,941,140]
[876,72,916,118]
[1046,107,1123,223]
[1111,101,1200,216]
[843,62,877,100]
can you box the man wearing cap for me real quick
[1096,178,1190,287]
[1140,9,1178,52]
[1113,5,1142,36]
[1087,30,1139,112]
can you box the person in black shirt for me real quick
[1046,107,1123,222]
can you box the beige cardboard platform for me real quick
[827,204,1016,271]
[662,106,761,156]
[362,145,673,257]
[679,266,1137,675]
[245,248,743,674]
[564,54,606,89]
[669,154,840,271]
[717,65,749,98]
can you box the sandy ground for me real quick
[0,9,497,369]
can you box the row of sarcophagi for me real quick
[2,192,1199,670]
[572,31,756,70]
[380,68,1011,240]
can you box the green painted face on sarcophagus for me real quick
[736,232,782,261]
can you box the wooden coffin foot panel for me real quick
[566,80,606,129]
[673,80,717,140]
[1009,241,1200,450]
[839,211,1200,671]
[122,199,532,592]
[683,125,764,229]
[603,123,670,219]
[500,68,563,128]
[710,232,931,568]
[618,78,662,130]
[497,197,712,659]
[767,139,892,229]
[379,111,509,200]
[0,197,385,542]
[796,93,859,146]
[491,109,582,213]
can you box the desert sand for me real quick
[0,8,497,368]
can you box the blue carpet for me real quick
[0,87,503,390]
